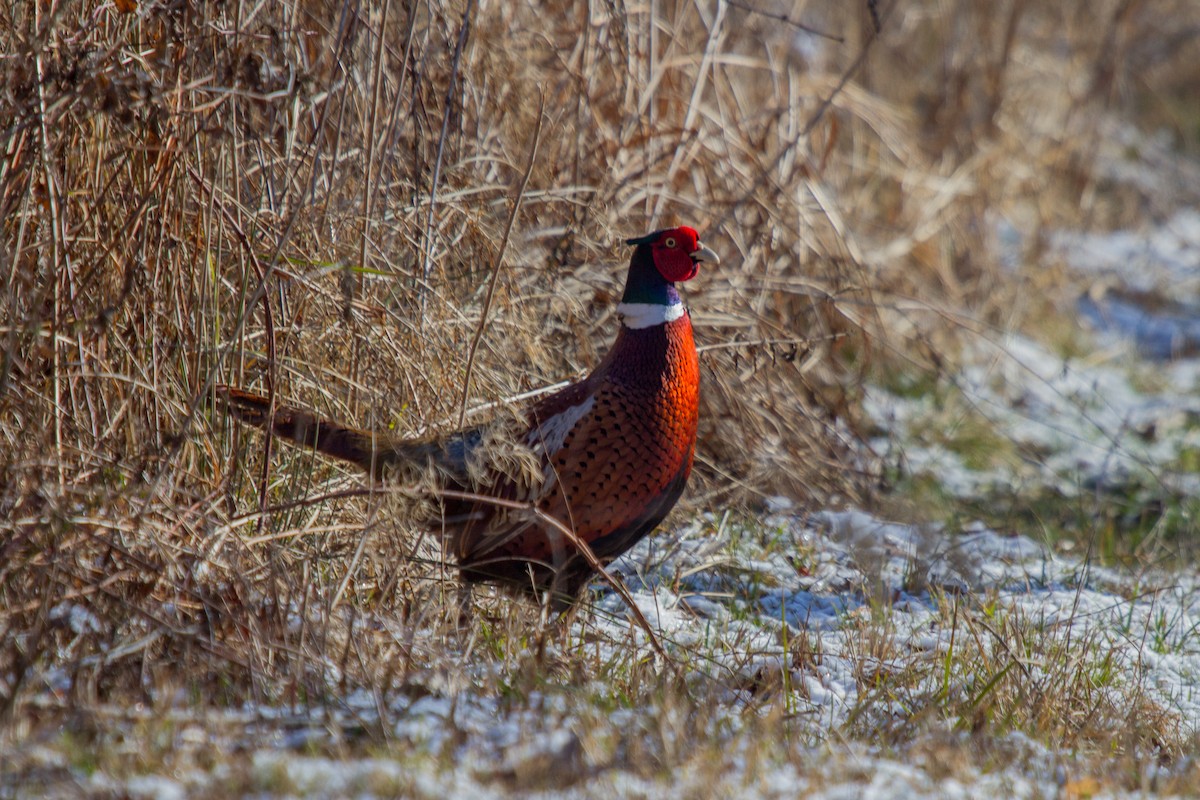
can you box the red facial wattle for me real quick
[650,226,705,283]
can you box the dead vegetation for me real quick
[2,0,1199,793]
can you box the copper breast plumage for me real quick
[453,314,700,587]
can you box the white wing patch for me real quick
[617,302,685,330]
[526,395,595,499]
[528,396,595,457]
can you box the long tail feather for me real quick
[216,386,398,476]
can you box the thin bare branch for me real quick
[457,95,545,428]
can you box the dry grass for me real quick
[3,0,1199,793]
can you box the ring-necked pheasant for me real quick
[218,226,718,603]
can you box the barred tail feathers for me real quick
[216,386,397,476]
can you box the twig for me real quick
[230,480,673,666]
[352,0,392,333]
[723,0,843,42]
[436,487,674,666]
[711,0,895,233]
[418,0,477,320]
[34,0,68,494]
[185,164,277,534]
[457,96,545,428]
[696,334,842,354]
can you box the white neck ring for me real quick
[617,302,685,330]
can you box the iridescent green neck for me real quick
[620,244,681,306]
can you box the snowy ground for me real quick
[18,502,1197,798]
[17,500,1200,798]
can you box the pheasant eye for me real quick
[664,236,677,248]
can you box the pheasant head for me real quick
[618,226,719,329]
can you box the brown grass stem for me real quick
[456,96,545,429]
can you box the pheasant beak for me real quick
[690,243,720,265]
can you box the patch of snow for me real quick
[600,504,1200,744]
[123,775,187,800]
[49,602,103,635]
[865,327,1200,501]
[1078,290,1200,360]
[1048,209,1200,298]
